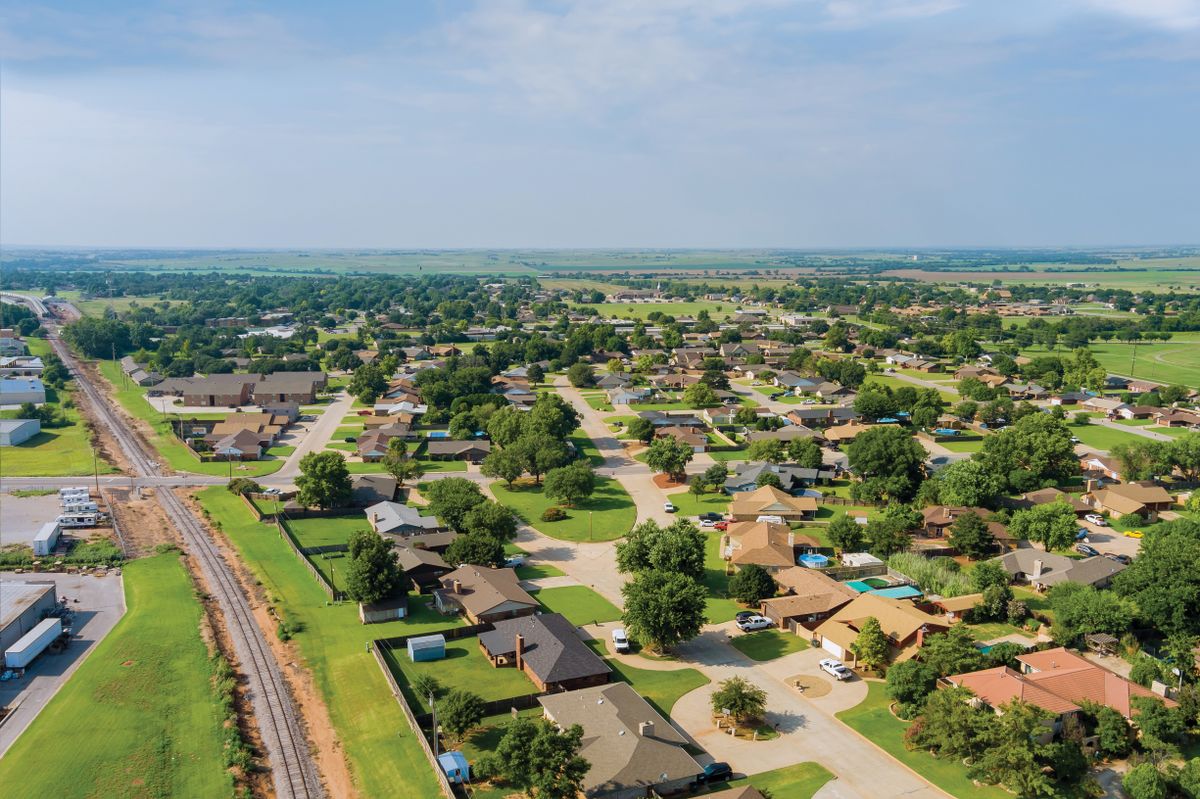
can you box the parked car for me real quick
[1075,528,1089,541]
[696,762,733,784]
[1105,553,1132,565]
[819,658,853,681]
[502,555,526,569]
[735,615,772,632]
[1075,543,1101,557]
[699,512,724,522]
[1084,513,1107,526]
[663,501,677,514]
[699,519,717,529]
[714,521,729,531]
[1125,530,1144,538]
[735,610,758,622]
[611,628,630,653]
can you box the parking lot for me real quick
[1077,520,1143,559]
[0,571,127,756]
[0,493,77,546]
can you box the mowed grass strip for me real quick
[718,762,835,799]
[197,486,456,798]
[0,398,118,477]
[491,477,635,542]
[729,629,809,661]
[836,682,1008,799]
[605,658,710,718]
[533,585,622,626]
[0,553,231,798]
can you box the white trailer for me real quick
[58,487,90,501]
[61,501,99,514]
[33,522,61,556]
[56,513,101,529]
[4,617,62,669]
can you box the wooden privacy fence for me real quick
[275,518,345,601]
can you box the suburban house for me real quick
[537,682,704,799]
[721,521,820,573]
[1081,396,1127,416]
[365,501,441,536]
[920,506,1015,551]
[357,428,406,461]
[813,593,949,664]
[724,462,834,494]
[947,647,1175,726]
[425,440,491,463]
[745,425,823,444]
[654,425,708,453]
[823,420,869,444]
[992,550,1126,591]
[1089,483,1175,521]
[923,594,983,622]
[728,485,818,521]
[434,566,539,625]
[760,567,858,631]
[607,387,652,406]
[212,428,264,460]
[156,372,327,407]
[394,545,452,593]
[1080,454,1123,482]
[1157,410,1200,429]
[478,613,611,693]
[1005,488,1092,515]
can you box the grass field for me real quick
[197,486,455,799]
[0,393,119,477]
[938,437,985,453]
[0,553,231,798]
[569,300,737,321]
[97,360,286,477]
[533,585,623,626]
[57,289,188,317]
[729,629,809,661]
[863,373,958,403]
[703,531,742,623]
[666,490,732,518]
[569,428,606,466]
[1070,422,1149,452]
[1022,335,1200,388]
[836,681,1008,799]
[490,477,635,542]
[719,762,834,799]
[607,657,710,717]
[392,637,535,702]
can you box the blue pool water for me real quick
[933,428,960,436]
[846,580,874,593]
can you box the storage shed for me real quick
[407,633,446,662]
[0,418,40,446]
[358,596,407,625]
[438,751,470,784]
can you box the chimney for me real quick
[1032,560,1044,580]
[917,627,926,648]
[452,580,462,595]
[788,531,795,548]
[638,721,655,738]
[515,634,525,671]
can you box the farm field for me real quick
[0,553,231,799]
[569,300,738,320]
[197,487,454,799]
[1023,335,1200,389]
[56,289,188,317]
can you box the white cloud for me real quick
[1075,0,1200,30]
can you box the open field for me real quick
[56,289,188,317]
[863,373,958,403]
[1070,422,1150,451]
[197,486,453,798]
[570,300,737,320]
[490,477,635,542]
[836,681,1008,799]
[0,389,118,477]
[0,553,231,798]
[97,360,288,477]
[1023,335,1200,388]
[883,256,1200,292]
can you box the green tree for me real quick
[710,676,768,724]
[1179,758,1200,799]
[1112,440,1171,482]
[850,616,889,673]
[745,439,786,463]
[827,514,866,553]
[486,405,528,447]
[1079,701,1133,759]
[462,500,518,541]
[481,446,527,486]
[543,461,596,507]
[621,569,707,652]
[936,459,1005,508]
[1123,764,1169,799]
[920,626,985,677]
[728,564,776,605]
[683,381,718,408]
[527,394,582,440]
[846,426,927,502]
[886,660,937,714]
[1170,433,1200,483]
[971,560,1010,592]
[625,416,655,444]
[383,441,425,487]
[1008,501,1078,551]
[514,433,574,484]
[527,721,590,799]
[976,413,1078,492]
[756,471,782,488]
[348,361,388,404]
[1046,582,1137,646]
[787,437,824,469]
[566,362,595,387]
[615,519,706,580]
[644,436,693,481]
[440,689,486,742]
[909,685,991,761]
[1132,696,1186,750]
[423,477,485,530]
[444,533,505,567]
[526,363,545,385]
[1115,522,1200,636]
[295,451,353,509]
[949,511,995,560]
[970,700,1056,798]
[344,529,404,604]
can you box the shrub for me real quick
[541,507,567,522]
[1130,656,1167,689]
[226,477,262,495]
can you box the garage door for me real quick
[821,638,844,658]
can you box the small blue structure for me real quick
[797,553,830,569]
[869,585,923,600]
[438,751,471,784]
[933,428,960,436]
[407,633,446,662]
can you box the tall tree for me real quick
[1008,500,1078,551]
[710,677,768,724]
[621,569,707,652]
[543,461,596,507]
[616,519,706,579]
[423,477,485,530]
[644,436,694,481]
[827,513,867,553]
[295,451,353,509]
[440,689,486,743]
[728,564,776,605]
[949,511,995,560]
[344,529,403,604]
[850,616,889,672]
[846,426,927,502]
[462,500,518,541]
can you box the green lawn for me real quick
[96,360,286,477]
[729,629,809,661]
[836,682,1008,799]
[570,300,736,321]
[1023,338,1200,389]
[0,395,119,477]
[703,531,743,623]
[606,658,710,717]
[1012,585,1055,623]
[718,762,835,799]
[864,374,958,404]
[0,553,231,798]
[583,394,614,412]
[196,486,456,799]
[491,477,635,542]
[938,437,985,453]
[965,621,1035,641]
[569,428,606,467]
[707,448,751,462]
[668,491,732,518]
[391,638,535,703]
[1071,422,1147,451]
[533,585,622,626]
[287,515,369,549]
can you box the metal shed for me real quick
[407,633,446,662]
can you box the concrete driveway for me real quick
[264,390,355,484]
[1077,519,1142,558]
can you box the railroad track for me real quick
[47,326,325,799]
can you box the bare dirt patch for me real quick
[105,487,177,556]
[786,674,832,698]
[653,473,686,489]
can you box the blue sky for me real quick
[1,0,1197,248]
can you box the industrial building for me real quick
[0,418,40,446]
[0,580,57,653]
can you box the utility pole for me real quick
[92,446,100,494]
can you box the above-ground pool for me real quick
[933,428,961,436]
[427,430,450,439]
[797,553,830,568]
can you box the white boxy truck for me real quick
[4,617,63,669]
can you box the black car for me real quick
[1105,552,1132,565]
[1075,543,1101,557]
[696,762,733,784]
[699,512,724,522]
[734,610,758,622]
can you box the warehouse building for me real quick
[0,418,41,446]
[0,580,57,653]
[0,377,46,406]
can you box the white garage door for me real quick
[821,638,844,658]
